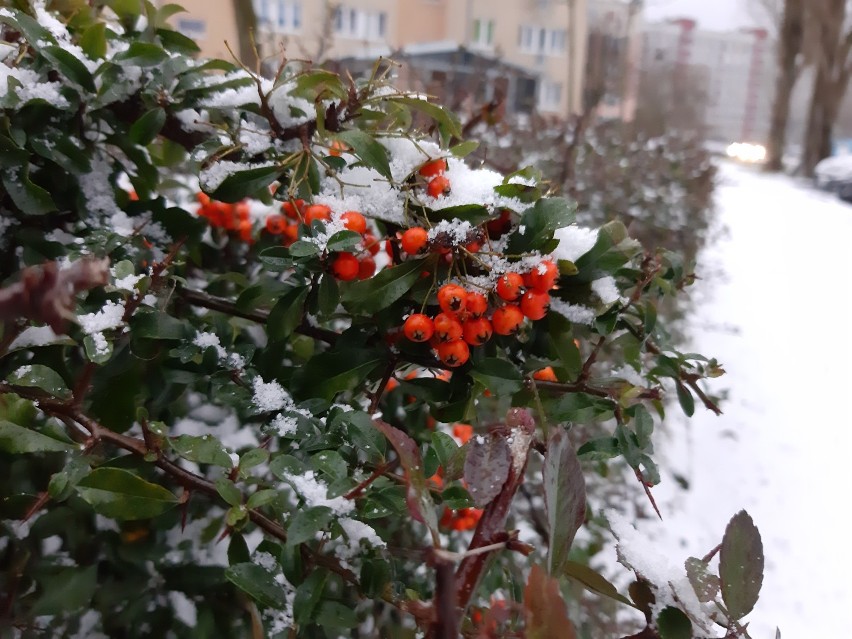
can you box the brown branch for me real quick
[533,379,663,402]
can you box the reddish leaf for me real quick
[524,564,577,639]
[543,428,586,575]
[719,510,764,620]
[684,557,720,603]
[372,419,438,536]
[463,433,511,507]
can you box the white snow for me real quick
[251,376,290,412]
[77,300,125,334]
[9,326,63,349]
[626,162,852,638]
[552,225,598,262]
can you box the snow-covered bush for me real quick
[0,3,762,637]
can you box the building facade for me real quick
[641,18,774,144]
[162,0,589,118]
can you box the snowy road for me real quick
[625,162,852,638]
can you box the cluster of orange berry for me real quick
[197,193,253,242]
[420,158,451,198]
[263,200,380,281]
[402,261,558,368]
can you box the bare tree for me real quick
[765,0,806,171]
[801,0,852,176]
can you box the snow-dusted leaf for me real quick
[720,510,764,619]
[685,557,720,603]
[543,428,586,575]
[287,506,333,545]
[463,433,510,508]
[373,419,438,535]
[6,364,70,399]
[524,564,577,639]
[508,197,576,254]
[336,129,392,180]
[225,563,288,608]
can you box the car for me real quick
[814,155,852,192]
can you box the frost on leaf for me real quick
[463,432,511,508]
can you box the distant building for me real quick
[641,18,774,144]
[159,0,589,119]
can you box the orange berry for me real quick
[492,305,524,335]
[528,260,558,292]
[433,313,463,342]
[357,256,376,279]
[437,284,467,314]
[341,211,367,234]
[453,423,474,444]
[386,378,399,392]
[235,201,251,221]
[427,175,451,198]
[281,199,305,219]
[404,314,435,342]
[361,232,381,256]
[437,340,469,367]
[520,290,550,320]
[304,204,331,225]
[466,292,488,317]
[401,227,429,255]
[495,273,524,301]
[128,190,139,201]
[282,223,299,246]
[196,192,211,206]
[463,317,493,346]
[238,219,253,242]
[486,209,512,238]
[265,214,287,235]
[533,366,558,382]
[419,158,447,178]
[331,252,359,281]
[329,139,348,157]
[465,241,481,253]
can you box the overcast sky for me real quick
[642,0,760,31]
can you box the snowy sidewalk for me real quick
[623,162,852,638]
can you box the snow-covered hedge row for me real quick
[0,2,762,637]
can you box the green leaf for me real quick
[288,240,319,258]
[77,468,178,520]
[577,437,620,461]
[246,489,279,509]
[287,506,333,545]
[676,382,695,417]
[170,435,234,468]
[632,404,654,448]
[543,429,586,576]
[563,561,635,608]
[317,273,340,317]
[440,485,473,509]
[295,349,383,401]
[391,97,462,143]
[311,450,347,480]
[267,286,309,341]
[0,420,74,454]
[450,140,479,157]
[32,566,97,616]
[131,310,186,340]
[41,46,95,91]
[507,197,576,254]
[114,41,169,66]
[129,108,167,146]
[208,164,281,203]
[316,600,358,628]
[430,431,459,468]
[225,563,288,608]
[293,570,328,624]
[216,477,242,507]
[80,22,107,59]
[656,607,693,639]
[341,257,428,315]
[3,164,56,215]
[469,358,524,395]
[48,456,92,501]
[326,230,362,252]
[6,364,70,399]
[719,510,764,619]
[259,246,293,272]
[83,334,113,364]
[360,559,391,599]
[336,130,392,180]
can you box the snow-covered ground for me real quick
[630,162,852,637]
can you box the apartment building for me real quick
[641,18,774,144]
[586,0,642,121]
[164,0,588,118]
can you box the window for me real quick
[334,5,388,42]
[257,1,302,33]
[538,81,562,110]
[472,18,494,49]
[519,26,565,55]
[177,18,206,39]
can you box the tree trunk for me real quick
[765,0,805,172]
[231,0,258,68]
